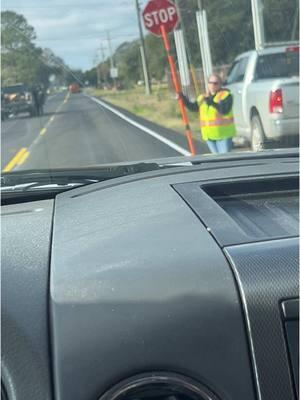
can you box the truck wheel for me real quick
[251,115,265,151]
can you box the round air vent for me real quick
[99,372,220,400]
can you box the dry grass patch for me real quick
[86,85,202,141]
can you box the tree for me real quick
[1,11,43,85]
[83,67,97,86]
[1,11,71,87]
[264,0,299,42]
[2,10,36,51]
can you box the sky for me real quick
[2,0,150,71]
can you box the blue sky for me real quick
[2,0,150,71]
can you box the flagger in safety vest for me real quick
[179,74,236,154]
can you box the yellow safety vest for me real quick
[197,90,236,141]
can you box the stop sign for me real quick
[142,0,179,36]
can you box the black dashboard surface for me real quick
[2,200,54,400]
[1,152,299,400]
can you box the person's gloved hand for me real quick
[175,91,183,101]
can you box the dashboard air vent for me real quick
[99,373,220,400]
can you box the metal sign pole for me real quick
[251,0,265,49]
[196,11,208,91]
[174,0,200,96]
[174,29,191,97]
[202,10,213,77]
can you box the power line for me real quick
[3,1,134,9]
[34,32,139,42]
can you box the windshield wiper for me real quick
[1,162,162,201]
[1,162,162,189]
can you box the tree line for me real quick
[2,0,298,90]
[84,0,298,87]
[1,11,80,89]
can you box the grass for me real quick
[86,85,202,141]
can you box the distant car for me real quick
[1,84,37,118]
[69,83,81,93]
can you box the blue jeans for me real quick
[206,138,233,154]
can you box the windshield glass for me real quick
[1,0,299,176]
[2,85,28,94]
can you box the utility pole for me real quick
[100,43,106,86]
[100,43,105,63]
[135,0,151,95]
[107,31,114,70]
[95,56,101,88]
[107,31,116,87]
[93,54,100,88]
[251,0,265,49]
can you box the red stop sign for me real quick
[142,0,179,36]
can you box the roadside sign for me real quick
[142,0,179,36]
[142,0,196,155]
[110,68,118,79]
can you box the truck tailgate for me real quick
[282,80,299,118]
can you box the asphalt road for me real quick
[1,91,208,172]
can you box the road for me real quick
[2,91,208,172]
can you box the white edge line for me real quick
[85,94,191,157]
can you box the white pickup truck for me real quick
[225,45,299,150]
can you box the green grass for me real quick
[86,85,202,141]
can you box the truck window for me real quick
[226,61,240,84]
[226,58,248,84]
[255,52,299,80]
[235,57,249,82]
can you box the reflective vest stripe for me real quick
[200,118,234,127]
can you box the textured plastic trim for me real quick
[225,238,299,400]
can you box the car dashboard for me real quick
[2,151,299,400]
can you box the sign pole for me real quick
[160,25,196,155]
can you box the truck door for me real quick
[225,57,249,134]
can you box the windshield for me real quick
[1,0,299,177]
[2,85,28,94]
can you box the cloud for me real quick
[2,0,141,70]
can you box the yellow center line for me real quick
[39,93,69,136]
[17,150,30,166]
[3,148,28,172]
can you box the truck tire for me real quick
[251,115,265,151]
